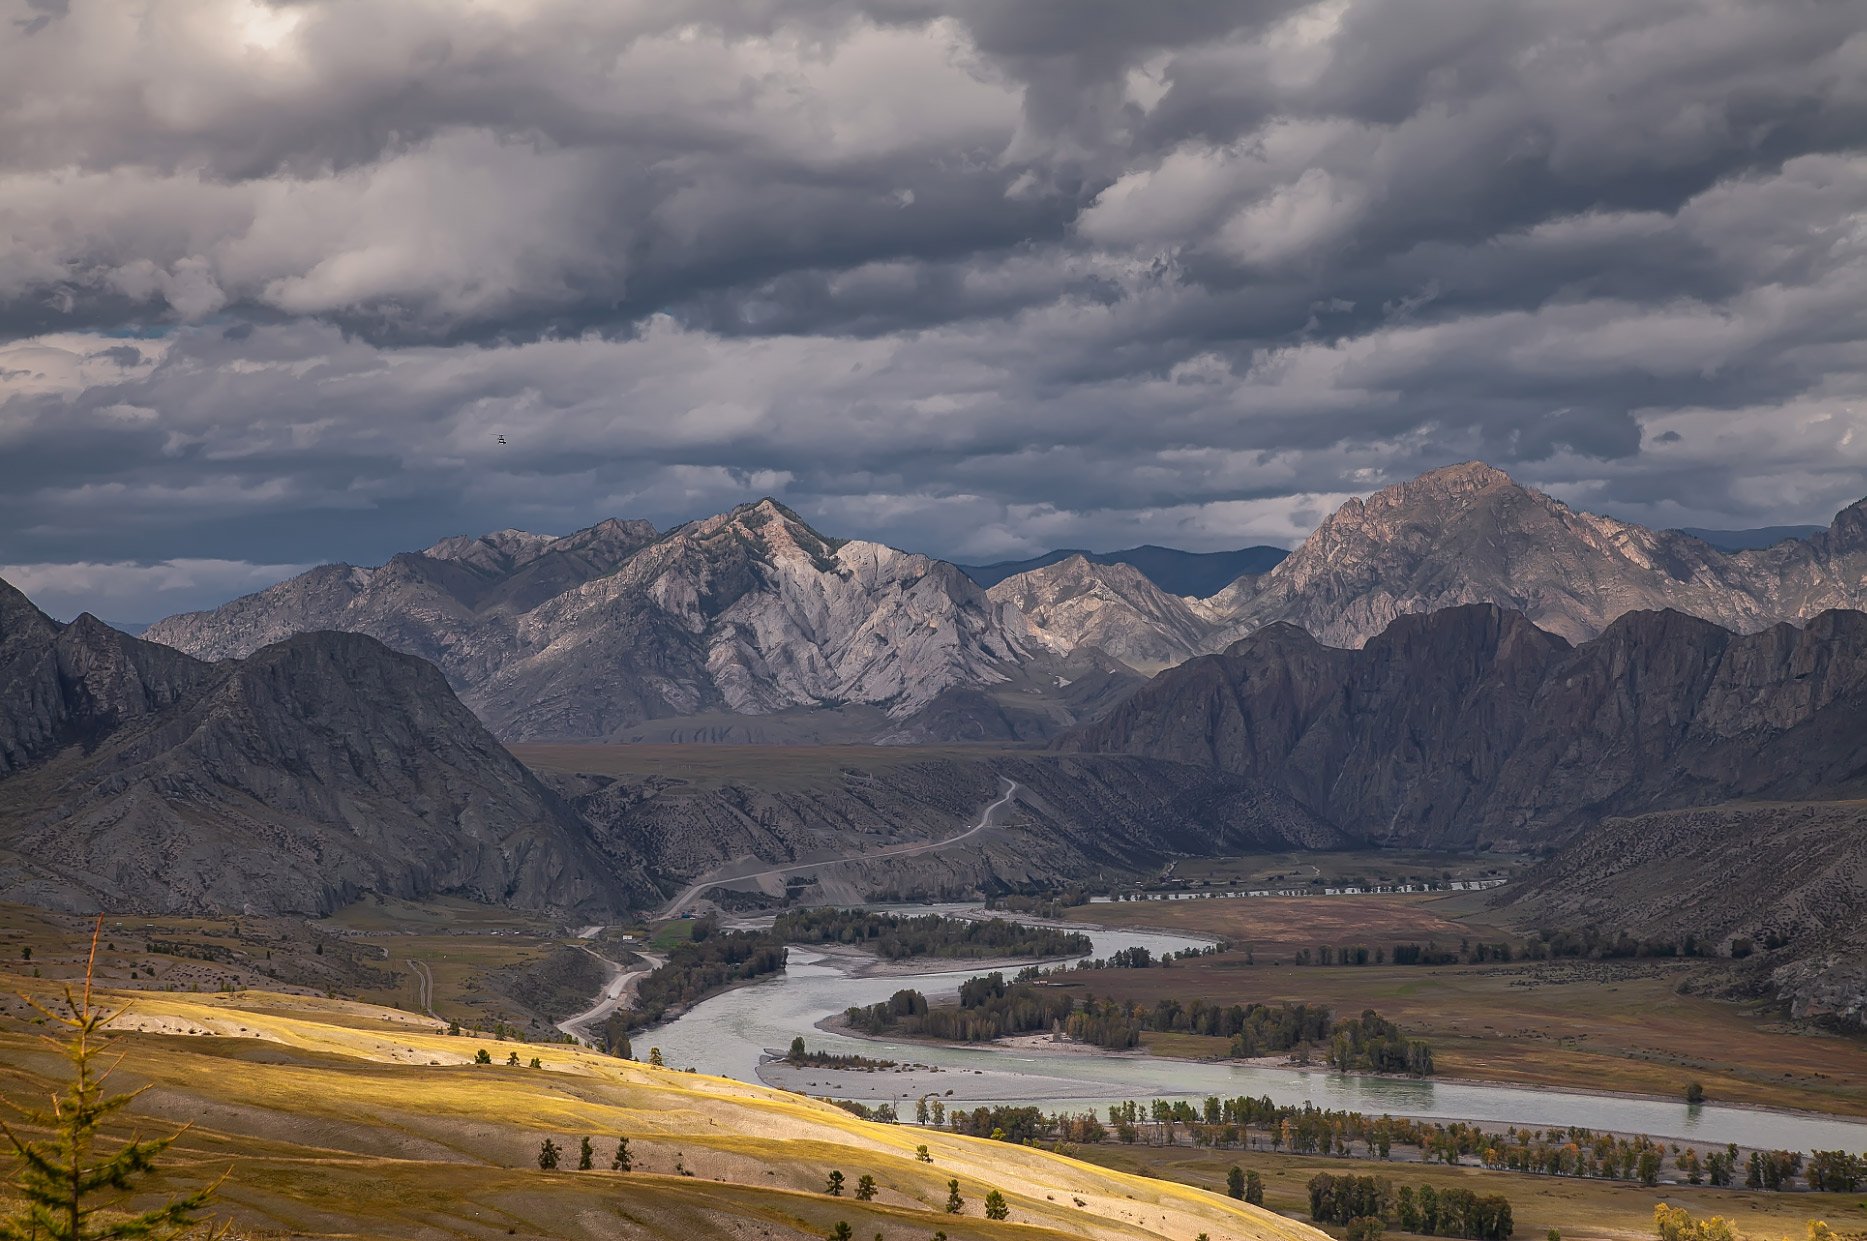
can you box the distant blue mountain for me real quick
[1673,525,1827,552]
[956,544,1289,597]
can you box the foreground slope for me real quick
[1061,603,1867,850]
[0,968,1321,1241]
[0,577,650,917]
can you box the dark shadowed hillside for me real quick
[1060,603,1867,850]
[1500,800,1867,1026]
[0,576,654,917]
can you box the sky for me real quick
[3,0,1866,622]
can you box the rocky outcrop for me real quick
[1205,461,1867,648]
[1060,603,1867,849]
[0,577,654,917]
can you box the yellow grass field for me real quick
[0,970,1324,1241]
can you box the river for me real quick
[646,906,1867,1153]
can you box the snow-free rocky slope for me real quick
[1202,461,1867,648]
[1060,602,1867,851]
[961,462,1867,675]
[0,576,652,917]
[147,500,1126,742]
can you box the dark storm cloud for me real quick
[1,0,1865,619]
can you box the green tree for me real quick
[1685,1082,1706,1105]
[1246,1169,1265,1206]
[826,1170,844,1196]
[983,1189,1009,1221]
[648,1047,665,1067]
[945,1179,963,1214]
[1226,1165,1245,1199]
[505,1051,521,1066]
[446,1018,460,1036]
[855,1174,876,1202]
[788,1036,807,1063]
[577,1137,594,1171]
[537,1138,561,1170]
[0,922,221,1241]
[611,1137,632,1171]
[915,1145,932,1163]
[474,1048,492,1064]
[826,1224,852,1241]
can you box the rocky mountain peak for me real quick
[423,527,557,571]
[989,555,1218,673]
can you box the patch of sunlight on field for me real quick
[0,973,1326,1241]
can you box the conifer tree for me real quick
[537,1138,561,1170]
[945,1179,963,1213]
[610,1137,632,1171]
[983,1189,1009,1220]
[0,918,222,1241]
[1227,1165,1245,1199]
[855,1174,876,1201]
[577,1137,594,1171]
[825,1169,844,1196]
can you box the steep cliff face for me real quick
[0,577,652,917]
[1060,603,1867,848]
[1205,462,1867,648]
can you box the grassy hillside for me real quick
[0,970,1321,1241]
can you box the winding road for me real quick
[554,945,664,1045]
[659,778,1020,919]
[406,959,437,1020]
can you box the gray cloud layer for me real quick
[2,0,1865,618]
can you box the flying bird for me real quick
[496,434,507,445]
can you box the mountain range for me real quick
[144,462,1867,744]
[144,500,1140,743]
[0,568,1340,915]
